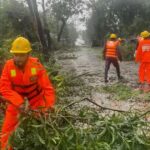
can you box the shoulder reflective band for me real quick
[31,68,37,75]
[10,69,16,77]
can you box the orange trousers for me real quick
[139,63,150,84]
[1,99,47,150]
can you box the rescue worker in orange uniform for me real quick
[135,31,150,91]
[0,37,55,150]
[103,34,122,83]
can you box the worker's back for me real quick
[105,40,119,58]
[136,39,150,62]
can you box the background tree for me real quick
[26,0,49,55]
[0,0,35,41]
[48,0,84,42]
[41,0,52,49]
[60,23,78,47]
[86,0,150,46]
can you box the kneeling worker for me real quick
[0,37,55,150]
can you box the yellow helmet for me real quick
[140,31,144,37]
[10,37,32,53]
[141,30,150,38]
[110,34,117,39]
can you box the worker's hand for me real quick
[134,51,137,58]
[18,103,25,113]
[19,97,30,113]
[49,107,55,113]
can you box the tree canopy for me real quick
[86,0,150,45]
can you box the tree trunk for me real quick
[26,0,48,55]
[41,0,52,50]
[25,0,39,40]
[57,19,66,42]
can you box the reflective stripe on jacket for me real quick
[136,39,150,62]
[105,40,119,58]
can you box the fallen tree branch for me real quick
[64,97,150,119]
[62,98,87,109]
[64,97,129,113]
[139,110,150,118]
[85,98,129,113]
[0,95,149,119]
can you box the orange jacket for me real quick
[105,40,119,58]
[136,39,150,62]
[0,57,55,107]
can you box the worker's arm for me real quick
[0,63,24,106]
[37,62,55,108]
[117,46,122,61]
[135,42,142,62]
[135,40,139,51]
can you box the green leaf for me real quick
[37,134,45,145]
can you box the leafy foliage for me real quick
[0,38,13,74]
[0,0,36,40]
[10,107,150,150]
[120,43,135,61]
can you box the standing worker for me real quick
[135,31,150,92]
[0,37,55,150]
[103,33,122,83]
